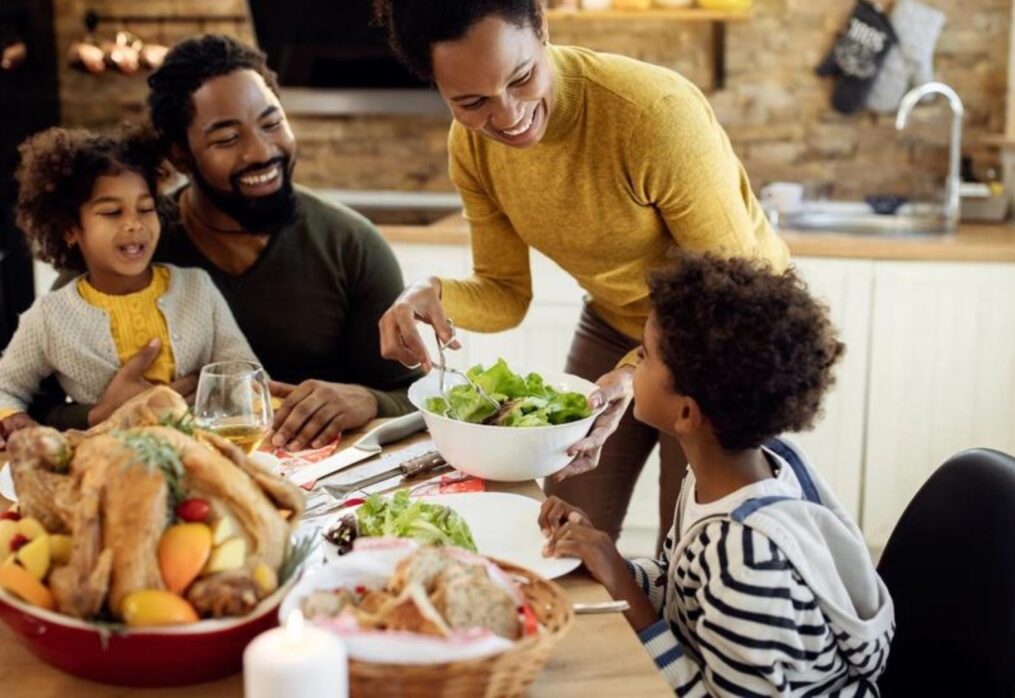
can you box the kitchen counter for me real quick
[377,217,1015,263]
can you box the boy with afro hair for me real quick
[541,251,895,696]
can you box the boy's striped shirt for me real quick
[628,441,894,696]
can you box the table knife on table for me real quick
[288,411,426,487]
[323,450,450,499]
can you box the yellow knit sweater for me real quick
[77,265,175,384]
[441,45,789,341]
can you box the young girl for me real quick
[0,126,258,440]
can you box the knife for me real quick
[323,451,450,499]
[288,411,426,487]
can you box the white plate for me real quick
[0,463,15,502]
[323,492,581,580]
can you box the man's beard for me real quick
[189,156,299,235]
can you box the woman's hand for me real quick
[551,365,635,482]
[378,278,460,372]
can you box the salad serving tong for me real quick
[434,319,498,411]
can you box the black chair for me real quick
[877,448,1015,697]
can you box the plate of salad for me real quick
[323,490,580,580]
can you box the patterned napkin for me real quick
[260,440,342,482]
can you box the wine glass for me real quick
[193,361,273,454]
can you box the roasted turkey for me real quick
[7,386,305,621]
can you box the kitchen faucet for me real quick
[896,82,965,232]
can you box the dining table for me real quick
[0,419,672,697]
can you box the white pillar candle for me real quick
[244,610,348,698]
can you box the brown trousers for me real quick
[544,306,687,550]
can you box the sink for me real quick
[779,202,950,237]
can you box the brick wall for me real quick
[55,0,255,129]
[54,0,1009,201]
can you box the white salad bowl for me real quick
[407,369,605,482]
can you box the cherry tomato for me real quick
[175,498,211,522]
[520,603,539,636]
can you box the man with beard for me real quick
[43,35,419,450]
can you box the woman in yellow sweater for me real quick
[376,0,789,544]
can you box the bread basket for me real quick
[301,558,574,697]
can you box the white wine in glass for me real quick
[194,361,273,455]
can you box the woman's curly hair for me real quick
[648,251,845,451]
[372,0,543,80]
[14,124,164,272]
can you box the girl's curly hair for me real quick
[648,251,845,451]
[14,124,164,272]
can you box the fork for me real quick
[434,319,499,411]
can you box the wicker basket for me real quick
[348,560,574,697]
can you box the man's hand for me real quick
[269,380,379,451]
[0,412,37,449]
[552,365,635,482]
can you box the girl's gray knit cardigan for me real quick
[0,264,258,412]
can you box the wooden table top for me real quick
[0,425,672,698]
[378,217,1015,264]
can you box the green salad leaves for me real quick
[425,359,592,427]
[355,489,477,552]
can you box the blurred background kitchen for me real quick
[1,0,1013,557]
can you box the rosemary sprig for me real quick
[159,411,196,436]
[279,533,317,585]
[119,432,187,512]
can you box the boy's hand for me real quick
[543,519,629,592]
[0,412,37,448]
[538,496,592,537]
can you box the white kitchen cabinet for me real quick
[862,261,1015,548]
[790,258,874,521]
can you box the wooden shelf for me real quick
[545,6,749,90]
[545,7,750,21]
